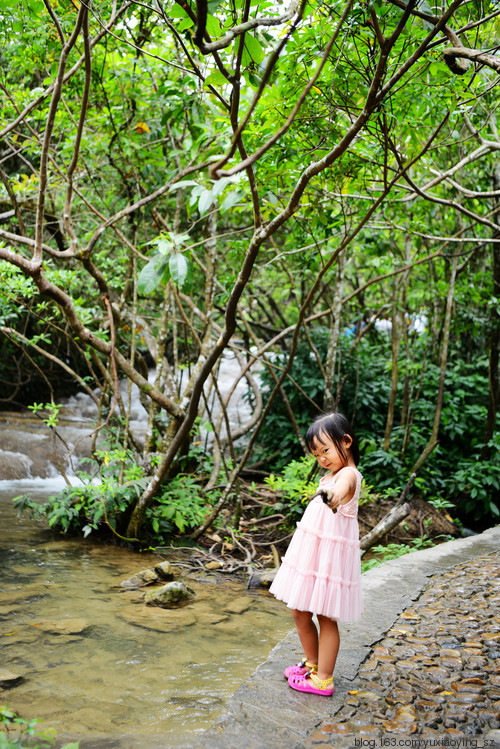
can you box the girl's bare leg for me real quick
[316,615,340,680]
[291,609,318,665]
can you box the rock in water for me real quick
[36,619,89,635]
[0,669,24,687]
[153,560,175,580]
[246,569,276,589]
[120,569,159,589]
[144,582,196,608]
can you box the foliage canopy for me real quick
[0,0,499,538]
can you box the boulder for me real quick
[0,668,24,687]
[144,581,196,608]
[35,618,89,635]
[247,569,277,589]
[120,568,159,589]
[120,606,197,632]
[225,596,251,614]
[153,560,175,580]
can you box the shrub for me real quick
[14,437,217,543]
[249,328,497,528]
[264,456,319,525]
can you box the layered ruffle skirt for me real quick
[269,496,363,621]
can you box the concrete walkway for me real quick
[194,525,500,749]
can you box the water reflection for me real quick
[0,479,290,748]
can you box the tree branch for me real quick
[63,4,92,253]
[0,2,134,140]
[0,327,98,403]
[0,248,186,419]
[443,45,500,74]
[193,0,300,53]
[33,2,87,264]
[210,0,354,178]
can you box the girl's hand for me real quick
[320,469,356,510]
[318,489,340,511]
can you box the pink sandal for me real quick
[288,672,334,696]
[283,659,318,680]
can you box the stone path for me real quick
[197,526,500,749]
[309,551,500,747]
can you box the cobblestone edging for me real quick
[195,526,500,749]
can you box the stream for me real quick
[0,363,291,748]
[0,478,291,749]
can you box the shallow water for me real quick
[0,479,291,748]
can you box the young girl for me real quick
[269,411,363,696]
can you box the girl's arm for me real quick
[324,468,357,510]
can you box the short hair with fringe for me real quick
[305,412,360,466]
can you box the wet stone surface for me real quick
[309,552,500,747]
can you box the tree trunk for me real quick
[383,276,403,449]
[411,254,458,474]
[324,250,345,410]
[482,162,500,458]
[359,503,411,552]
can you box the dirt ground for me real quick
[185,485,462,577]
[358,495,460,546]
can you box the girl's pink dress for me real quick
[269,466,363,621]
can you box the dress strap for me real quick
[333,465,360,485]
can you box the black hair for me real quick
[305,411,360,466]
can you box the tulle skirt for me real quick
[269,496,363,621]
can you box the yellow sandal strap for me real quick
[309,673,333,689]
[305,661,318,671]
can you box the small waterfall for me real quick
[0,449,35,480]
[0,353,254,482]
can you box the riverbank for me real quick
[194,525,500,749]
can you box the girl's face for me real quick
[310,432,352,472]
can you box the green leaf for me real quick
[168,179,199,192]
[177,17,194,31]
[211,176,233,197]
[137,255,168,295]
[198,188,214,214]
[155,238,174,255]
[174,509,185,533]
[206,13,221,36]
[205,70,228,88]
[169,4,191,19]
[169,252,190,290]
[169,231,191,246]
[241,34,265,66]
[220,189,242,212]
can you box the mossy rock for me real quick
[144,582,196,608]
[153,560,175,580]
[120,568,159,589]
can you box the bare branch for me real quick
[42,0,66,45]
[401,143,500,198]
[33,3,87,264]
[0,327,98,403]
[0,2,134,140]
[397,165,500,234]
[211,0,355,178]
[0,247,186,419]
[443,45,500,74]
[193,0,300,53]
[63,4,92,253]
[377,0,468,102]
